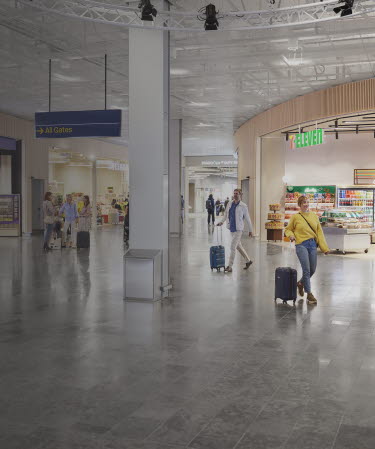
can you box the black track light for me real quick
[139,0,157,21]
[333,0,354,17]
[204,4,219,30]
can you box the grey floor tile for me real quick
[333,424,375,449]
[2,223,375,449]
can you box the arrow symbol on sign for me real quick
[37,127,44,135]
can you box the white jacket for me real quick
[220,200,253,233]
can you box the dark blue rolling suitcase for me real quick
[77,231,90,249]
[275,267,297,304]
[210,227,225,271]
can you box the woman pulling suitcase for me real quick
[284,195,330,305]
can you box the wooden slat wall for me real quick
[235,78,375,231]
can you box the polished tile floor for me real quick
[1,218,375,448]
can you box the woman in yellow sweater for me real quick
[284,195,330,305]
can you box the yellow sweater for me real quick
[284,212,330,253]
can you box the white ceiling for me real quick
[1,0,375,156]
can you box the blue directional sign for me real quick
[35,109,122,138]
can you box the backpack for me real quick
[206,199,213,211]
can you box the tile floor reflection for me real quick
[1,219,375,448]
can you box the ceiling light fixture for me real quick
[138,0,157,21]
[333,0,354,17]
[198,4,219,31]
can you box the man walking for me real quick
[206,193,215,225]
[217,188,253,272]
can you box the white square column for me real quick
[128,26,170,293]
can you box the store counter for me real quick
[323,226,370,254]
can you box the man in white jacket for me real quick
[217,188,253,272]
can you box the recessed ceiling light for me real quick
[190,102,211,107]
[197,123,215,127]
[170,68,191,76]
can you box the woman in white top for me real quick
[42,191,55,251]
[78,195,92,232]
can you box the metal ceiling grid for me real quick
[0,0,375,155]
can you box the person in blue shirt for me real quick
[59,194,79,248]
[217,188,253,272]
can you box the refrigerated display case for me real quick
[321,209,371,254]
[336,187,374,227]
[0,194,21,236]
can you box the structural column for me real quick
[169,119,182,235]
[128,25,170,290]
[91,159,97,227]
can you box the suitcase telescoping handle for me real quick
[216,225,223,245]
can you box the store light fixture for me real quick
[198,4,219,30]
[138,0,157,21]
[333,0,354,17]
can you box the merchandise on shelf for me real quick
[0,194,21,236]
[321,209,372,229]
[337,187,374,226]
[265,221,284,230]
[265,204,284,240]
[284,186,336,223]
[268,213,285,220]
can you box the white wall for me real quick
[285,133,375,186]
[52,165,125,197]
[97,168,124,196]
[193,175,237,213]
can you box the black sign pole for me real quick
[49,59,52,112]
[105,54,107,110]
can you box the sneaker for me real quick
[307,292,317,305]
[224,266,233,272]
[297,281,304,297]
[244,261,253,270]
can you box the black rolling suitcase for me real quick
[275,267,297,304]
[77,231,90,249]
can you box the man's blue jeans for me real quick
[295,238,317,294]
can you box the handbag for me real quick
[44,215,55,225]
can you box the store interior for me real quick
[261,113,375,255]
[48,149,128,227]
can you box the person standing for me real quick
[206,194,215,225]
[78,195,92,232]
[59,194,79,248]
[215,199,221,216]
[284,195,329,305]
[42,191,55,252]
[217,188,253,272]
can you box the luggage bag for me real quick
[275,267,297,304]
[210,227,225,272]
[77,231,90,249]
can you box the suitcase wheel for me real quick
[283,300,287,304]
[293,300,296,305]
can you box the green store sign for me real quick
[290,129,324,149]
[286,185,336,195]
